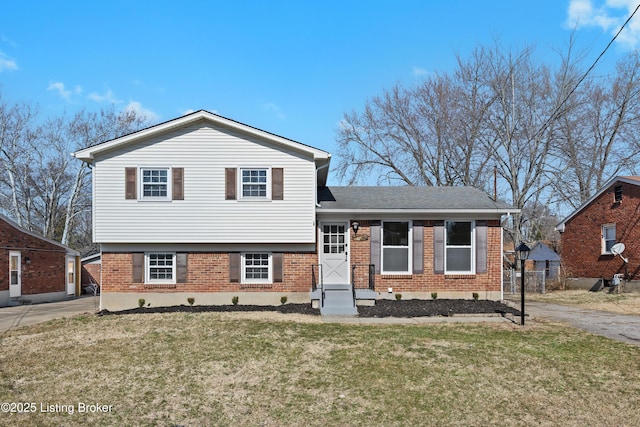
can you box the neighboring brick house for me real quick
[556,176,640,290]
[0,213,80,307]
[73,110,518,312]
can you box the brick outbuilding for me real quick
[0,213,80,306]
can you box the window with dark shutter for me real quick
[433,222,445,274]
[413,221,424,274]
[229,253,240,282]
[272,168,284,200]
[132,253,144,283]
[225,168,237,200]
[476,221,487,273]
[370,221,381,274]
[176,253,188,283]
[173,168,184,200]
[125,168,137,199]
[273,253,283,282]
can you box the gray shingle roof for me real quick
[317,186,517,212]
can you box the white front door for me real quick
[321,223,350,284]
[9,251,21,298]
[66,257,76,296]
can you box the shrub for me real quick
[431,292,438,300]
[188,297,195,306]
[232,296,239,305]
[472,292,479,301]
[138,298,146,308]
[395,293,402,301]
[280,296,288,305]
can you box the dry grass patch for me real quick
[525,290,640,315]
[0,312,639,426]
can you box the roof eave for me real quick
[316,208,520,215]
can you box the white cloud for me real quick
[263,102,286,120]
[125,101,159,122]
[566,0,640,49]
[47,82,82,100]
[412,66,428,77]
[0,51,17,72]
[88,88,121,104]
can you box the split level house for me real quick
[1,213,80,307]
[73,110,519,313]
[556,176,640,292]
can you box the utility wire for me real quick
[535,2,640,139]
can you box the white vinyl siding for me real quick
[92,123,316,243]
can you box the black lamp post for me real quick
[516,242,531,326]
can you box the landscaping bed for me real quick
[99,298,521,317]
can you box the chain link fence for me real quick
[503,269,546,295]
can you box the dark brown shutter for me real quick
[176,253,188,283]
[476,221,488,273]
[225,168,237,200]
[229,253,240,283]
[434,221,445,274]
[132,253,144,283]
[125,168,137,200]
[273,253,283,282]
[370,221,381,274]
[413,221,424,274]
[172,168,184,200]
[272,168,283,200]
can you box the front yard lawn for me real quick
[1,311,639,426]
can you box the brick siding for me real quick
[0,218,67,295]
[561,181,640,280]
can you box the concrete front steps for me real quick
[319,284,357,316]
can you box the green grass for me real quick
[0,312,639,426]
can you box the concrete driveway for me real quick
[0,296,99,332]
[526,301,640,346]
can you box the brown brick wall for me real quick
[0,218,67,295]
[561,181,640,280]
[82,263,101,285]
[350,220,503,293]
[101,252,318,294]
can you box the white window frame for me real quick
[602,224,616,255]
[381,221,412,275]
[145,252,176,284]
[239,167,271,200]
[140,167,171,201]
[444,220,475,274]
[242,252,272,284]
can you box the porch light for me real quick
[351,222,360,235]
[515,242,530,326]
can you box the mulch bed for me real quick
[99,299,521,318]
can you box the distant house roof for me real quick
[556,176,640,232]
[0,213,80,256]
[528,242,560,262]
[317,186,519,215]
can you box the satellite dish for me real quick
[611,243,625,255]
[610,243,629,264]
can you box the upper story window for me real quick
[241,168,268,199]
[141,168,169,199]
[614,185,623,203]
[445,221,475,274]
[381,221,412,274]
[602,224,616,254]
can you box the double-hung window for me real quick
[445,221,474,274]
[141,168,169,199]
[381,221,412,274]
[602,224,616,254]
[146,253,176,283]
[241,168,268,199]
[242,253,271,283]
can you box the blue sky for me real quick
[1,0,639,183]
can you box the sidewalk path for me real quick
[0,296,99,332]
[525,301,640,346]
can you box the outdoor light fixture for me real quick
[351,221,360,235]
[515,242,530,326]
[24,257,31,264]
